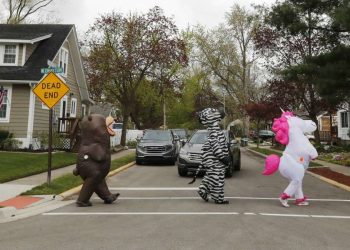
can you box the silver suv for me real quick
[136,130,179,165]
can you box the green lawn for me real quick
[22,153,135,195]
[248,147,323,167]
[0,151,77,183]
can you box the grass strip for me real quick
[248,147,323,167]
[22,153,135,195]
[0,152,77,183]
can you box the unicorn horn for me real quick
[280,107,285,113]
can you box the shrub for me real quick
[1,137,22,150]
[127,140,137,148]
[0,130,11,142]
[0,130,22,150]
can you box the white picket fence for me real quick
[111,129,143,147]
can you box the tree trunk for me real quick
[120,111,129,146]
[256,119,260,148]
[310,114,320,145]
[130,112,141,130]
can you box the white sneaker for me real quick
[296,201,309,206]
[279,197,290,207]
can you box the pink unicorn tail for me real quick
[263,154,280,175]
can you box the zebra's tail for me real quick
[188,164,203,184]
[263,154,280,175]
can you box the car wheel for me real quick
[234,154,241,171]
[178,167,187,177]
[225,161,234,178]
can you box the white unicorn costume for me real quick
[263,111,318,207]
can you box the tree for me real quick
[254,0,343,143]
[244,102,275,148]
[307,1,350,105]
[85,7,188,145]
[193,5,260,135]
[2,0,54,24]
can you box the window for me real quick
[341,111,349,128]
[41,102,49,110]
[81,104,86,117]
[59,48,69,76]
[0,86,12,122]
[0,45,18,65]
[70,98,77,117]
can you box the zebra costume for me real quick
[196,108,230,204]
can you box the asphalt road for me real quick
[1,148,350,250]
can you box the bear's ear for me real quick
[88,115,92,121]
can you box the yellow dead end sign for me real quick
[33,72,70,109]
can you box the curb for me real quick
[246,148,350,193]
[58,161,136,200]
[307,171,350,192]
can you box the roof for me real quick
[0,24,73,81]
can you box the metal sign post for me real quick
[48,109,53,185]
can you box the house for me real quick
[316,111,338,143]
[336,103,350,142]
[0,24,92,149]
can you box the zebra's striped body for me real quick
[197,108,229,204]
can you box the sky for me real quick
[47,0,276,33]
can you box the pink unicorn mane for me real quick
[271,111,294,145]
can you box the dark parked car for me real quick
[258,130,275,140]
[177,130,241,177]
[136,130,179,165]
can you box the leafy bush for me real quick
[1,138,22,150]
[127,140,137,148]
[0,130,10,142]
[35,131,65,150]
[0,130,22,150]
[315,144,350,153]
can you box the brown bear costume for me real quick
[73,114,119,207]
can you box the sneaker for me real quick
[295,197,309,206]
[279,197,290,207]
[296,201,309,206]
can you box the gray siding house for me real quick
[0,24,92,149]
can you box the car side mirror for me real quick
[180,138,186,146]
[174,135,179,141]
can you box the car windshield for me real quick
[172,129,186,139]
[112,123,123,129]
[142,130,172,141]
[189,131,209,144]
[189,130,229,144]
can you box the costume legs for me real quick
[279,156,305,199]
[95,179,119,203]
[198,168,226,203]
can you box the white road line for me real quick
[93,196,350,202]
[110,187,198,191]
[42,212,350,219]
[310,215,350,219]
[259,213,310,218]
[43,212,240,216]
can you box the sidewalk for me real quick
[0,149,133,213]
